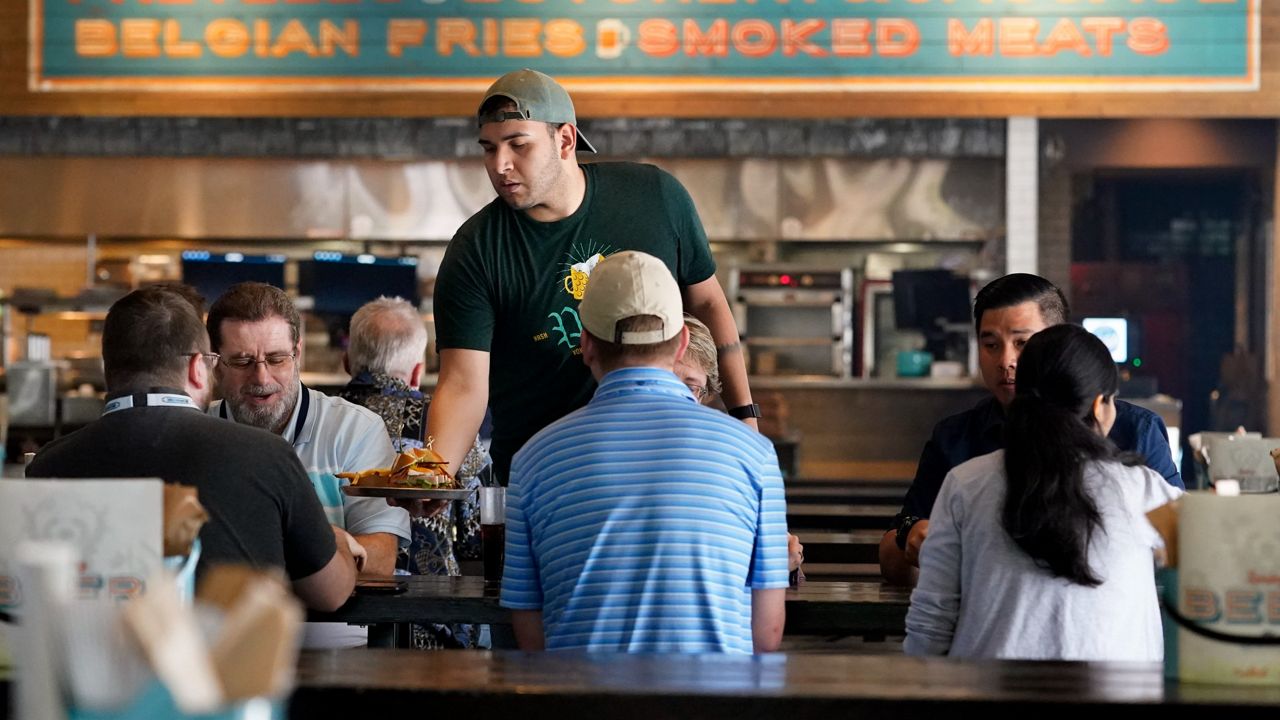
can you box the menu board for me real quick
[30,0,1258,93]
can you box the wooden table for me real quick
[309,576,911,647]
[786,484,907,504]
[786,503,897,530]
[291,649,1280,719]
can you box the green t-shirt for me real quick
[434,161,716,482]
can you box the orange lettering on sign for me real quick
[437,19,482,57]
[75,19,119,57]
[831,18,871,57]
[948,18,993,56]
[387,19,428,57]
[1127,17,1168,55]
[319,19,359,56]
[545,19,586,57]
[207,19,251,58]
[1080,16,1124,56]
[782,18,827,57]
[1041,17,1090,56]
[732,19,777,57]
[637,18,679,57]
[255,19,272,57]
[164,19,202,58]
[483,18,500,56]
[504,18,543,57]
[877,18,918,57]
[121,19,162,59]
[998,17,1038,56]
[272,19,320,57]
[684,19,729,57]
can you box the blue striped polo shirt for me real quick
[500,367,790,653]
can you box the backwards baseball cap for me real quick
[580,251,684,345]
[477,68,597,154]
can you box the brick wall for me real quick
[0,117,1005,160]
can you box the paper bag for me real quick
[1203,437,1280,493]
[0,479,164,663]
[1167,493,1280,685]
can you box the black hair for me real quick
[103,286,209,392]
[1002,323,1138,587]
[973,273,1069,333]
[477,96,564,141]
[145,281,206,317]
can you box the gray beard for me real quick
[226,375,299,435]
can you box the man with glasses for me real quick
[206,282,410,648]
[28,286,359,612]
[340,296,489,649]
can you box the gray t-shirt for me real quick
[905,450,1182,661]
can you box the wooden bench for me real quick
[786,503,897,531]
[785,485,907,505]
[795,530,883,564]
[309,576,910,646]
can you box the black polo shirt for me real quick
[27,389,336,581]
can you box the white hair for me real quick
[347,296,428,381]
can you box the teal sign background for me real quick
[31,0,1257,90]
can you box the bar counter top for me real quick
[293,649,1280,719]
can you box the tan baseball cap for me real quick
[580,251,683,345]
[477,68,597,154]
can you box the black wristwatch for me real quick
[727,403,762,420]
[895,515,922,551]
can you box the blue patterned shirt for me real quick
[500,367,790,653]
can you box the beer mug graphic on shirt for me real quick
[563,253,606,300]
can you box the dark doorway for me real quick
[1070,170,1266,445]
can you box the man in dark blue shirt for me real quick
[879,274,1184,586]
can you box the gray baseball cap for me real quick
[477,69,597,154]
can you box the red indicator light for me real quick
[779,274,793,286]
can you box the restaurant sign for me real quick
[30,0,1258,93]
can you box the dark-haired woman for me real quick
[904,324,1182,660]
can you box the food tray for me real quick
[341,485,475,500]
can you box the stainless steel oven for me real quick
[730,267,854,378]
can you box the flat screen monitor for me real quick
[181,251,286,304]
[1082,317,1130,363]
[891,270,972,333]
[299,252,419,317]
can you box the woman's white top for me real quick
[904,450,1182,661]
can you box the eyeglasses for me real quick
[686,383,708,400]
[219,351,297,372]
[181,352,221,369]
